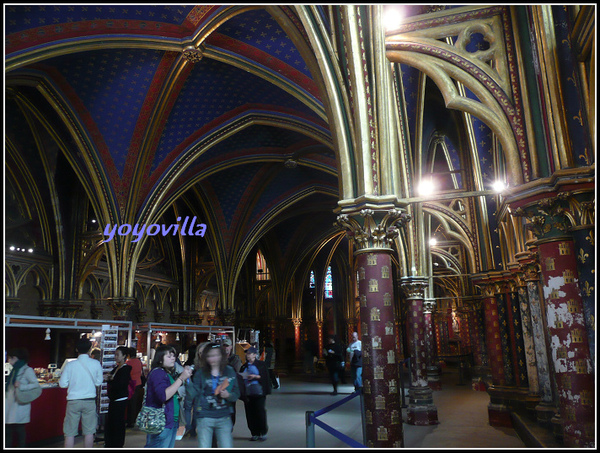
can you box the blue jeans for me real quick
[351,366,363,389]
[196,416,233,448]
[145,426,178,448]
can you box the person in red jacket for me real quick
[125,347,144,428]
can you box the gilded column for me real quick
[424,299,441,391]
[516,197,595,447]
[519,249,556,426]
[468,299,490,391]
[336,209,409,447]
[536,236,594,447]
[292,318,302,362]
[401,279,439,425]
[476,280,512,427]
[511,264,540,396]
[569,200,595,366]
[316,320,324,360]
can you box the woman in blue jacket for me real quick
[239,347,271,441]
[187,343,240,448]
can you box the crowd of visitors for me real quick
[6,332,360,448]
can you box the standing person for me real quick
[239,347,271,441]
[104,346,132,447]
[324,336,343,395]
[262,341,279,389]
[59,338,104,448]
[187,343,240,448]
[183,342,210,439]
[126,347,144,428]
[222,338,241,372]
[346,332,363,390]
[5,347,41,447]
[222,337,243,428]
[143,345,192,448]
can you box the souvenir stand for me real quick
[134,322,235,368]
[4,314,132,446]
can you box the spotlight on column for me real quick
[429,238,438,246]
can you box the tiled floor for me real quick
[40,368,525,449]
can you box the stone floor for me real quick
[41,367,527,449]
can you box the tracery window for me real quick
[256,249,270,281]
[324,266,333,299]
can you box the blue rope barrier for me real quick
[307,391,366,448]
[310,415,366,448]
[313,390,360,417]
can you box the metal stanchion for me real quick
[306,411,315,448]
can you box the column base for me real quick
[550,414,564,444]
[534,403,557,429]
[407,405,439,425]
[406,386,439,425]
[488,402,513,428]
[427,366,442,391]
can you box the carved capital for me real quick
[6,298,20,314]
[292,317,302,328]
[336,208,411,253]
[400,276,428,299]
[218,308,236,326]
[107,297,135,320]
[423,299,436,314]
[515,251,541,282]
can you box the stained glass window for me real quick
[256,250,270,281]
[324,266,333,299]
[309,270,315,288]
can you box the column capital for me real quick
[400,276,428,300]
[335,208,411,254]
[423,298,436,313]
[107,297,135,320]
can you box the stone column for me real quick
[505,282,529,389]
[477,280,512,426]
[316,320,324,359]
[519,249,557,425]
[336,209,408,447]
[468,299,489,391]
[424,299,441,390]
[570,217,595,366]
[535,236,595,447]
[292,318,302,362]
[402,277,438,425]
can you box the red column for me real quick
[537,237,594,447]
[358,252,404,447]
[402,278,438,425]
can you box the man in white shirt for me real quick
[346,332,363,390]
[59,338,104,448]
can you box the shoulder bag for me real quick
[135,370,166,434]
[15,367,42,404]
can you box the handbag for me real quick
[135,372,166,434]
[15,369,42,405]
[246,382,263,397]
